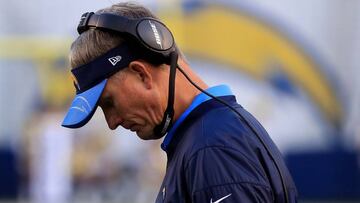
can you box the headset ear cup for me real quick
[137,19,174,52]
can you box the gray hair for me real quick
[69,2,161,69]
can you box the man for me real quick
[62,2,298,202]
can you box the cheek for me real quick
[114,92,144,121]
[118,84,161,125]
[113,87,135,110]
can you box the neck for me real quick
[172,60,208,122]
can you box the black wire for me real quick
[167,52,178,110]
[177,64,290,203]
[153,52,178,136]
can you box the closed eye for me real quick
[99,96,113,109]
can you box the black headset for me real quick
[78,12,176,63]
[77,12,290,203]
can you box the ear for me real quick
[128,60,153,89]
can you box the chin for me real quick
[136,130,165,140]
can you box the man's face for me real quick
[98,63,165,140]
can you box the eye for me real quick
[100,96,113,108]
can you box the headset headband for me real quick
[78,12,175,58]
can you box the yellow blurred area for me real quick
[160,5,342,124]
[0,37,74,109]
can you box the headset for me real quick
[77,12,290,203]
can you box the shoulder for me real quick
[182,104,269,179]
[184,104,258,159]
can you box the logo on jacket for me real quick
[210,193,232,203]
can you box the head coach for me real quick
[61,2,298,203]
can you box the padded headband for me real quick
[78,12,176,59]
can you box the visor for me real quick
[62,79,107,128]
[62,42,140,128]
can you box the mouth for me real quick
[130,124,140,132]
[122,122,138,132]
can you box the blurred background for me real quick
[0,0,359,202]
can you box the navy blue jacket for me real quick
[155,86,297,203]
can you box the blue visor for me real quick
[62,79,107,128]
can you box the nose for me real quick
[102,108,122,130]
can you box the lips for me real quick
[130,124,140,132]
[121,122,137,131]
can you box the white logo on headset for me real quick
[108,56,122,66]
[149,20,163,49]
